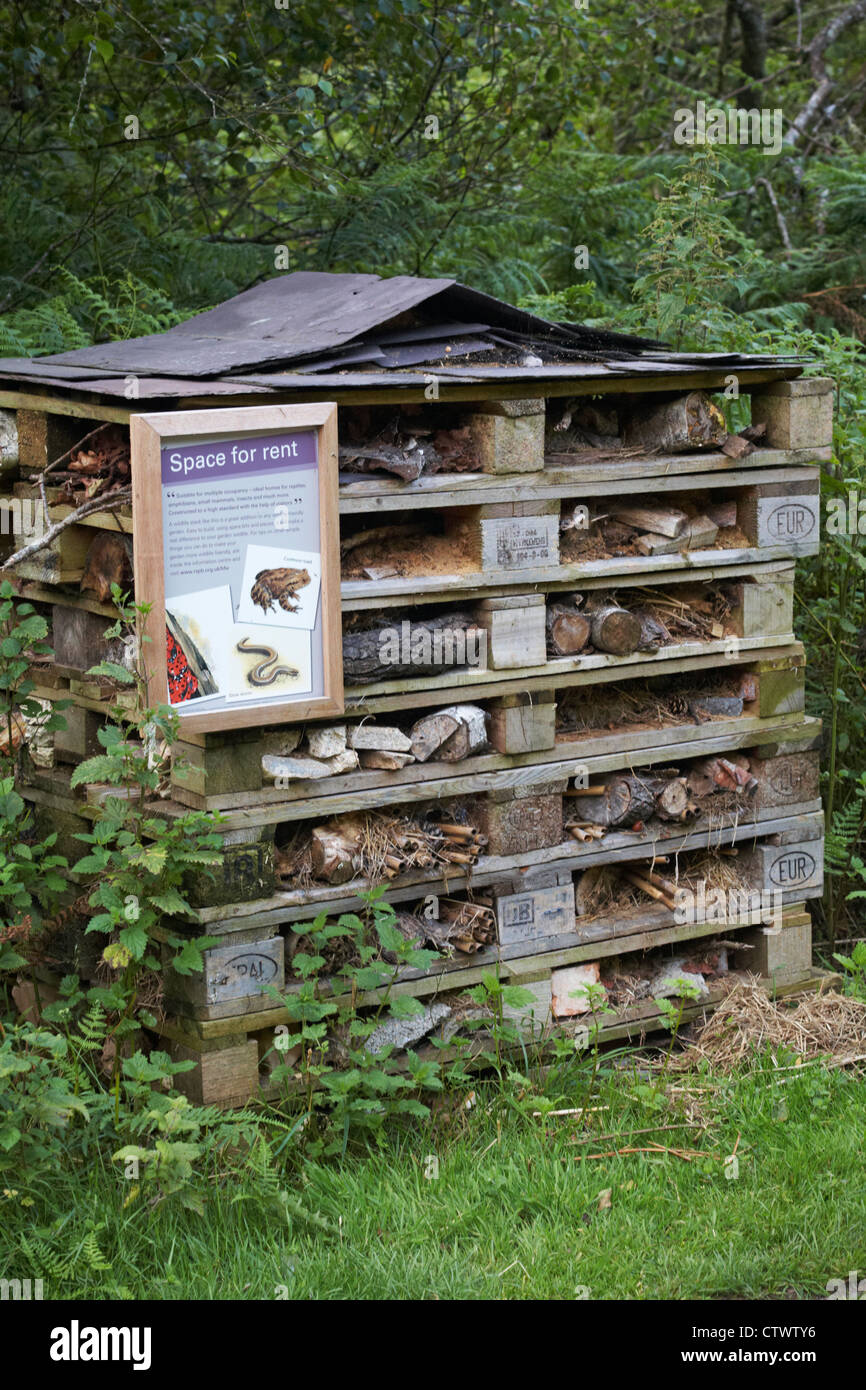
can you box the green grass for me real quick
[3,1057,865,1301]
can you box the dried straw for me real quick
[671,976,866,1072]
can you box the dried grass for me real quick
[671,976,866,1072]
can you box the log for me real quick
[611,505,688,538]
[568,774,656,828]
[410,704,487,762]
[721,433,753,459]
[622,391,728,453]
[634,532,684,556]
[311,825,361,884]
[681,515,719,549]
[656,778,690,821]
[343,613,482,682]
[80,532,133,602]
[546,602,591,656]
[347,724,413,752]
[588,603,642,656]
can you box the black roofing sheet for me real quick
[0,272,805,396]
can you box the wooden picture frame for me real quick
[130,403,343,734]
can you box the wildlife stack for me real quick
[0,272,832,1105]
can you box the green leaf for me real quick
[118,921,149,959]
[86,660,134,684]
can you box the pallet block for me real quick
[475,593,547,668]
[492,878,575,946]
[456,500,560,572]
[740,478,820,553]
[54,705,104,763]
[468,403,545,473]
[183,825,276,909]
[50,604,124,671]
[488,690,557,753]
[163,930,285,1020]
[754,652,805,717]
[752,748,820,812]
[473,779,565,855]
[731,572,794,639]
[13,521,92,584]
[172,733,267,801]
[170,1036,260,1108]
[750,378,834,451]
[501,976,553,1030]
[15,409,98,473]
[732,918,813,981]
[756,837,823,897]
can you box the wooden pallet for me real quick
[175,804,824,934]
[150,929,837,1107]
[3,376,831,1107]
[338,446,829,512]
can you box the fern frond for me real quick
[825,802,863,872]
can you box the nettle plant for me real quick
[264,887,448,1155]
[0,580,69,966]
[68,587,219,1052]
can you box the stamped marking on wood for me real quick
[757,495,819,546]
[481,515,559,570]
[204,938,285,1005]
[762,840,822,893]
[496,884,574,945]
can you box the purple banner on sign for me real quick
[160,430,317,485]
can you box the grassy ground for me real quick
[3,1053,865,1301]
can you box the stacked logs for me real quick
[565,753,759,840]
[546,586,728,659]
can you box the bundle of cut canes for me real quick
[310,811,487,885]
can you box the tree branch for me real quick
[1,488,132,572]
[786,0,866,145]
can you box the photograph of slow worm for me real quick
[235,636,300,688]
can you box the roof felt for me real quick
[0,271,804,399]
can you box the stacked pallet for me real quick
[1,372,833,1106]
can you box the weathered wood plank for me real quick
[338,453,827,512]
[168,710,817,819]
[340,548,814,609]
[168,906,814,1039]
[189,808,824,928]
